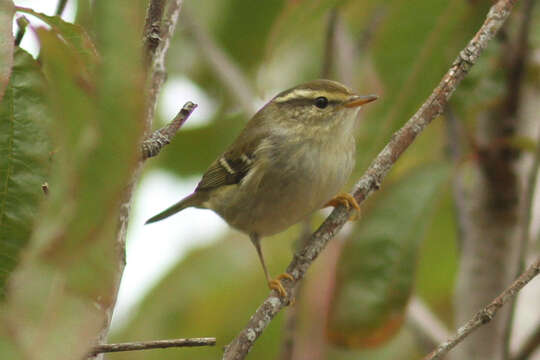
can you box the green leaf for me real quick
[327,163,450,348]
[266,0,350,56]
[15,6,98,69]
[0,48,50,299]
[1,1,145,357]
[0,1,14,102]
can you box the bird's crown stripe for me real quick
[274,89,349,103]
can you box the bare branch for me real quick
[94,1,186,358]
[143,0,166,67]
[144,0,184,130]
[423,257,540,360]
[141,101,197,159]
[222,1,518,359]
[87,337,216,356]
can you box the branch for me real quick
[87,337,216,356]
[141,101,197,159]
[143,0,166,68]
[222,1,518,359]
[423,257,540,360]
[144,0,184,129]
[93,1,186,358]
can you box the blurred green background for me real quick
[2,0,539,359]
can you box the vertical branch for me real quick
[452,1,536,359]
[144,0,183,130]
[92,1,185,358]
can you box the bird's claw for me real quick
[325,193,361,220]
[268,273,294,301]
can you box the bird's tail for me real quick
[145,193,201,224]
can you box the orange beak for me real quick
[344,94,378,108]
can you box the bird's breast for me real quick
[212,135,355,236]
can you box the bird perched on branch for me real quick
[146,79,377,297]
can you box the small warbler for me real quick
[146,79,377,297]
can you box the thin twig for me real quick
[182,12,255,115]
[222,1,518,359]
[141,101,197,159]
[87,337,216,356]
[423,257,540,360]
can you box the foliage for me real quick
[0,0,537,359]
[0,2,145,359]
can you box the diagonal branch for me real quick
[423,257,540,360]
[222,1,518,359]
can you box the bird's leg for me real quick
[250,234,293,298]
[324,192,361,220]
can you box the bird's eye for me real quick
[314,96,328,109]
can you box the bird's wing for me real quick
[195,107,274,191]
[195,151,256,191]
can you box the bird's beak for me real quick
[344,94,378,108]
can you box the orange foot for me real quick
[268,273,294,298]
[325,193,361,220]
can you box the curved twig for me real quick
[423,258,540,360]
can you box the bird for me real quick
[146,79,377,297]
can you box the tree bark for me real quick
[452,2,535,359]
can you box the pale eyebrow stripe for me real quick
[274,89,349,103]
